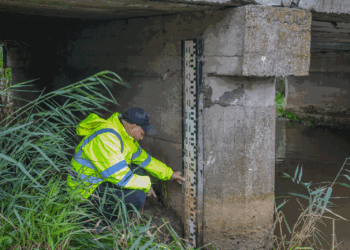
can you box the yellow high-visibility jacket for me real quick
[67,112,174,199]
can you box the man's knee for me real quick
[134,190,146,209]
[124,189,146,210]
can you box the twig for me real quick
[156,220,170,232]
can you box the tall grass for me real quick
[272,159,350,249]
[0,71,191,249]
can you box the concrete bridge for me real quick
[0,0,349,249]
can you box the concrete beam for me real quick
[203,6,312,76]
[175,0,350,15]
[1,0,349,19]
[255,0,350,15]
[0,0,215,19]
[299,0,350,15]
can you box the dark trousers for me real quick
[84,164,147,224]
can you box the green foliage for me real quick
[275,93,301,123]
[4,68,11,81]
[275,92,285,114]
[0,45,11,81]
[282,164,334,212]
[285,111,300,122]
[0,71,191,249]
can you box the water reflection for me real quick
[275,118,350,249]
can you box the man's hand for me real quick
[146,186,157,198]
[171,171,185,185]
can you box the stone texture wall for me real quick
[243,6,311,76]
[204,6,312,77]
[298,0,350,14]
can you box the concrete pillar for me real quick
[201,77,276,249]
[200,6,311,249]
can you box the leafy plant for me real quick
[275,93,301,123]
[285,111,300,122]
[275,92,285,116]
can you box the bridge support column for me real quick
[198,5,312,249]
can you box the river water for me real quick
[275,118,350,249]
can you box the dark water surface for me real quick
[275,118,350,249]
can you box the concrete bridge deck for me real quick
[0,0,349,19]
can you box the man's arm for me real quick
[131,145,174,180]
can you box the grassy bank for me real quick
[0,71,193,250]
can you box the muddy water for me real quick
[275,118,350,249]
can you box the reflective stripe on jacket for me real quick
[67,112,174,199]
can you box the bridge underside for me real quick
[0,0,349,20]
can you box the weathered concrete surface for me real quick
[299,0,350,14]
[243,6,311,76]
[200,7,286,248]
[198,7,290,248]
[203,6,312,77]
[255,0,350,14]
[285,18,350,126]
[202,77,276,249]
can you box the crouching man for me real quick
[67,107,184,225]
